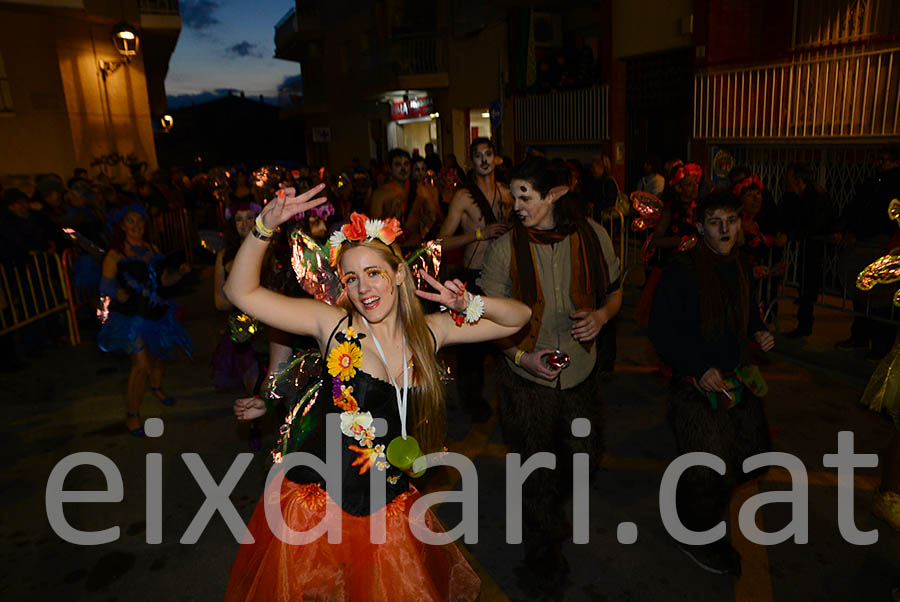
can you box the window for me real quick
[0,51,13,113]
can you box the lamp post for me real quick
[99,22,140,79]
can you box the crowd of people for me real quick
[210,141,894,598]
[2,139,898,599]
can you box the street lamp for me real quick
[99,22,139,78]
[112,22,139,58]
[160,114,174,133]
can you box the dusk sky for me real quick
[165,0,301,108]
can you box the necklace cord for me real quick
[360,316,409,439]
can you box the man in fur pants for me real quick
[649,190,775,576]
[479,157,622,590]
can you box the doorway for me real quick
[624,47,694,190]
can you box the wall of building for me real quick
[698,0,793,66]
[57,20,157,175]
[305,111,373,171]
[0,4,158,179]
[0,8,77,177]
[612,0,694,60]
[444,20,508,165]
[447,21,506,110]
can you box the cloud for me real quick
[225,41,264,59]
[180,0,221,31]
[278,73,303,92]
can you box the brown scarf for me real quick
[509,220,609,351]
[693,240,749,344]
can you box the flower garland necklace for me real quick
[325,317,423,478]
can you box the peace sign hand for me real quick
[414,272,469,313]
[259,183,328,231]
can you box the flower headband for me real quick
[290,216,440,306]
[326,212,403,266]
[224,202,262,220]
[732,175,763,197]
[669,162,703,188]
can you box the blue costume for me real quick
[97,249,192,359]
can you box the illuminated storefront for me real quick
[381,91,441,158]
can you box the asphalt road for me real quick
[1,265,897,602]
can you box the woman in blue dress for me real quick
[97,203,192,436]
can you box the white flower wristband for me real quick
[463,294,485,323]
[444,292,484,326]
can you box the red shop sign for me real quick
[391,96,434,120]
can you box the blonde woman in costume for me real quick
[222,183,531,601]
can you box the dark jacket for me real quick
[649,252,765,379]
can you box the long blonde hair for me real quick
[335,240,446,453]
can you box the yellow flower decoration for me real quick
[327,340,362,381]
[344,326,358,340]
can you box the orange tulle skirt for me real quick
[224,480,481,602]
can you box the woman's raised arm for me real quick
[223,184,344,341]
[417,272,531,348]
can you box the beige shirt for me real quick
[478,219,620,389]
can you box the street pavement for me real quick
[1,265,897,602]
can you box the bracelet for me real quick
[251,227,273,241]
[255,215,275,237]
[463,293,484,323]
[514,349,525,366]
[475,228,483,241]
[449,292,485,326]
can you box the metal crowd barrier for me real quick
[0,251,79,346]
[753,238,900,331]
[608,204,899,331]
[599,205,627,265]
[59,248,87,345]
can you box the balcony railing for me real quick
[694,46,900,140]
[793,0,897,49]
[515,85,610,144]
[275,7,298,51]
[391,36,446,75]
[139,0,179,15]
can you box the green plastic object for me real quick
[386,435,424,476]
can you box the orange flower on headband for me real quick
[378,218,403,245]
[342,212,368,241]
[669,163,703,188]
[733,175,763,197]
[327,212,404,266]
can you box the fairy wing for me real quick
[888,198,900,223]
[290,230,342,305]
[630,191,663,232]
[857,252,900,291]
[266,351,325,463]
